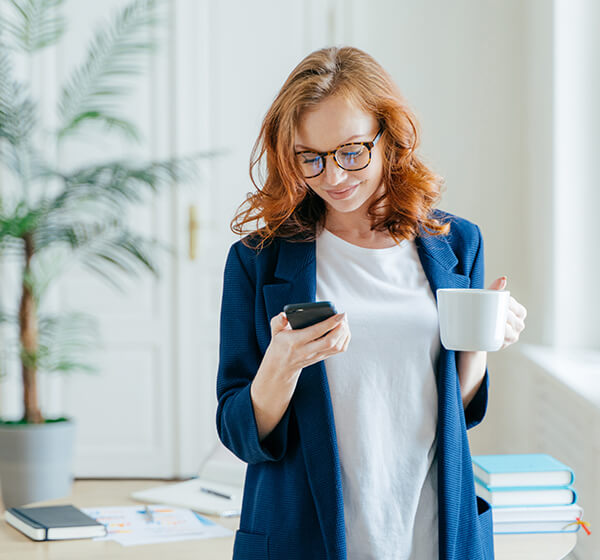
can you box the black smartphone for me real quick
[283,301,338,329]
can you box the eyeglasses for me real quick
[295,128,383,179]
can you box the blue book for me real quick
[474,477,577,508]
[492,504,584,534]
[472,454,574,488]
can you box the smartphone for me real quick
[283,301,338,330]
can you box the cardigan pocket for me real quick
[476,496,495,560]
[233,529,270,560]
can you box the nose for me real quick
[321,153,347,186]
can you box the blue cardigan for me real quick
[216,210,494,560]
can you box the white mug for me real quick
[436,288,510,351]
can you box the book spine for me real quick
[10,508,48,530]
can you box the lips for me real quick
[326,183,360,199]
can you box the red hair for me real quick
[231,46,450,248]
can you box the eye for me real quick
[299,153,320,164]
[303,156,320,164]
[339,145,365,158]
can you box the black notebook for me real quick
[4,504,107,541]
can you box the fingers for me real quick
[270,312,291,335]
[507,310,525,335]
[302,320,349,362]
[507,298,526,335]
[504,321,519,346]
[341,331,351,352]
[294,312,346,343]
[269,311,351,372]
[509,296,527,320]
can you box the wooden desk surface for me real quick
[0,479,239,560]
[0,479,578,560]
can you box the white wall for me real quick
[553,0,600,350]
[349,0,531,343]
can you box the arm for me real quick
[457,224,489,429]
[215,243,350,463]
[215,244,292,464]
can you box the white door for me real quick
[0,0,350,478]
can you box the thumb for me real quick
[488,276,507,290]
[270,311,291,335]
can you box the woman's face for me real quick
[294,95,384,224]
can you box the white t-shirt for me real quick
[316,228,441,560]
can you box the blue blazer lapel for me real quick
[261,230,471,560]
[415,229,470,294]
[416,228,474,555]
[262,238,346,559]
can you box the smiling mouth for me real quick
[327,184,359,194]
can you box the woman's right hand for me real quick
[261,311,351,383]
[250,311,351,441]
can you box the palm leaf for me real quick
[26,311,100,374]
[78,228,168,291]
[0,200,42,240]
[57,0,162,141]
[0,49,37,146]
[21,245,69,303]
[45,153,204,216]
[0,0,67,53]
[0,326,16,378]
[32,217,168,292]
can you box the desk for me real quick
[0,480,577,560]
[0,479,239,560]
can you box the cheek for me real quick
[360,161,383,186]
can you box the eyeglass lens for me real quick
[297,143,370,178]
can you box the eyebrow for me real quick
[294,133,370,151]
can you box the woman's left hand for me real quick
[488,276,527,350]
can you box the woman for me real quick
[216,46,526,560]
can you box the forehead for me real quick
[295,95,377,151]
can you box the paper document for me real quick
[81,505,232,547]
[130,443,246,517]
[131,478,242,517]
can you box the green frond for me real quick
[45,153,203,216]
[31,311,100,375]
[57,0,163,141]
[0,50,38,146]
[79,227,163,283]
[22,245,69,303]
[31,217,165,292]
[60,111,141,142]
[0,0,67,53]
[0,200,42,240]
[0,214,25,256]
[0,325,16,379]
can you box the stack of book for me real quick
[471,453,587,535]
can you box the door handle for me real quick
[189,204,199,260]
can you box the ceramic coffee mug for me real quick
[436,288,510,351]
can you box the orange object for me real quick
[564,517,591,535]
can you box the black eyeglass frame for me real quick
[294,128,383,179]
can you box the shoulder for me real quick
[228,233,280,262]
[430,208,483,252]
[225,234,282,284]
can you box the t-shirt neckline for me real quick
[320,227,410,254]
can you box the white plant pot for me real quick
[0,419,76,509]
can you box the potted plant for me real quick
[0,0,201,508]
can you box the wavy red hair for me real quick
[231,46,450,248]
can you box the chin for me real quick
[328,196,370,214]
